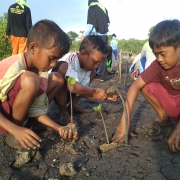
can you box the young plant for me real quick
[93,104,109,144]
[67,77,76,123]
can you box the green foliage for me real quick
[148,26,154,37]
[67,31,79,41]
[67,77,76,85]
[79,30,84,34]
[93,104,102,111]
[70,36,147,55]
[118,38,147,54]
[0,13,12,60]
[70,40,81,52]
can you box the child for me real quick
[106,46,116,74]
[51,35,117,123]
[0,19,77,150]
[110,34,118,61]
[112,19,180,152]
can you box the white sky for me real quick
[1,0,180,40]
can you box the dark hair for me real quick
[79,35,108,54]
[88,0,98,6]
[27,19,71,56]
[149,19,180,50]
[112,33,116,37]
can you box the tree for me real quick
[148,26,154,37]
[67,31,79,41]
[0,13,12,60]
[79,30,84,35]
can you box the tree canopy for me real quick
[0,13,12,60]
[67,31,79,41]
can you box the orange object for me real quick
[11,35,27,55]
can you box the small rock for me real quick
[99,143,118,152]
[83,135,100,149]
[59,162,77,177]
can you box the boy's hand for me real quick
[131,69,139,79]
[111,124,125,143]
[58,126,78,139]
[93,88,107,101]
[107,95,118,101]
[167,121,180,152]
[12,126,41,150]
[168,132,180,152]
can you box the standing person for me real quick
[112,19,180,152]
[80,0,110,81]
[5,0,32,55]
[0,19,77,150]
[110,34,118,61]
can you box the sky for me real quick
[1,0,180,40]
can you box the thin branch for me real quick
[99,110,109,144]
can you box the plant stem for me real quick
[99,110,109,144]
[69,90,73,123]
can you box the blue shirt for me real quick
[83,23,109,36]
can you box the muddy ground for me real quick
[0,58,180,180]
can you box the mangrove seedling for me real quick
[67,77,76,123]
[93,104,109,144]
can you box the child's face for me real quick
[79,50,106,71]
[29,43,62,72]
[153,45,180,70]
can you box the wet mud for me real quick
[0,59,180,180]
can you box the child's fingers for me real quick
[67,130,72,139]
[62,130,68,139]
[73,131,78,139]
[112,132,124,143]
[28,130,41,142]
[169,142,177,152]
[20,140,29,150]
[24,137,40,150]
[175,142,180,152]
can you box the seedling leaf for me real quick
[93,103,102,111]
[68,77,76,85]
[93,107,99,111]
[98,103,102,110]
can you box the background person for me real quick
[110,33,118,61]
[130,41,156,80]
[5,0,32,55]
[80,0,110,81]
[106,45,116,74]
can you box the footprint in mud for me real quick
[144,123,165,141]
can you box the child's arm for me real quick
[112,76,146,143]
[168,121,180,152]
[36,114,78,139]
[0,112,41,149]
[68,82,107,101]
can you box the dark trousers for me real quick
[98,35,108,80]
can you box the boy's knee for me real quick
[144,83,164,93]
[21,71,40,93]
